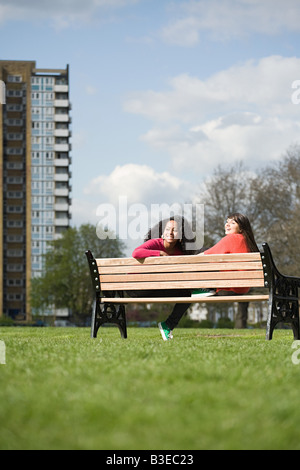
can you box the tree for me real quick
[30,224,126,323]
[196,146,300,327]
[197,161,258,244]
[251,145,300,275]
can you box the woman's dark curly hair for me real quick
[144,215,197,255]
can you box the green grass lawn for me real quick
[0,326,300,450]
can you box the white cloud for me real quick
[124,56,300,173]
[172,115,300,172]
[0,0,140,27]
[84,163,194,206]
[162,0,300,45]
[125,56,300,122]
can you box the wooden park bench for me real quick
[85,243,300,341]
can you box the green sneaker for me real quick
[191,288,216,298]
[158,321,173,341]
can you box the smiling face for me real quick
[225,217,241,235]
[163,220,180,246]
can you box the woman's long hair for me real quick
[144,215,196,255]
[228,213,259,252]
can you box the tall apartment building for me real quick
[0,61,71,321]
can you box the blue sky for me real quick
[1,0,300,246]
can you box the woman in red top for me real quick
[200,212,259,295]
[193,212,259,330]
[205,213,258,255]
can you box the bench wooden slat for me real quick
[98,261,263,274]
[100,271,264,283]
[100,295,269,304]
[101,279,265,290]
[96,252,262,267]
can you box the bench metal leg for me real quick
[91,299,127,339]
[262,243,300,340]
[265,276,300,341]
[91,300,101,339]
[266,296,300,341]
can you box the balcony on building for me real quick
[55,203,69,211]
[54,157,69,167]
[54,84,69,93]
[54,173,69,182]
[54,188,69,197]
[54,129,69,137]
[54,143,69,152]
[54,114,70,123]
[54,213,70,226]
[54,99,69,107]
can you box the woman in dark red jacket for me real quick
[132,216,196,258]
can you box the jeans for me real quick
[126,289,191,330]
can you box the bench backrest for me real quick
[95,253,265,292]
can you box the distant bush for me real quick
[198,319,214,328]
[180,316,214,328]
[0,315,15,326]
[216,317,234,329]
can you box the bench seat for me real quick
[100,295,269,303]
